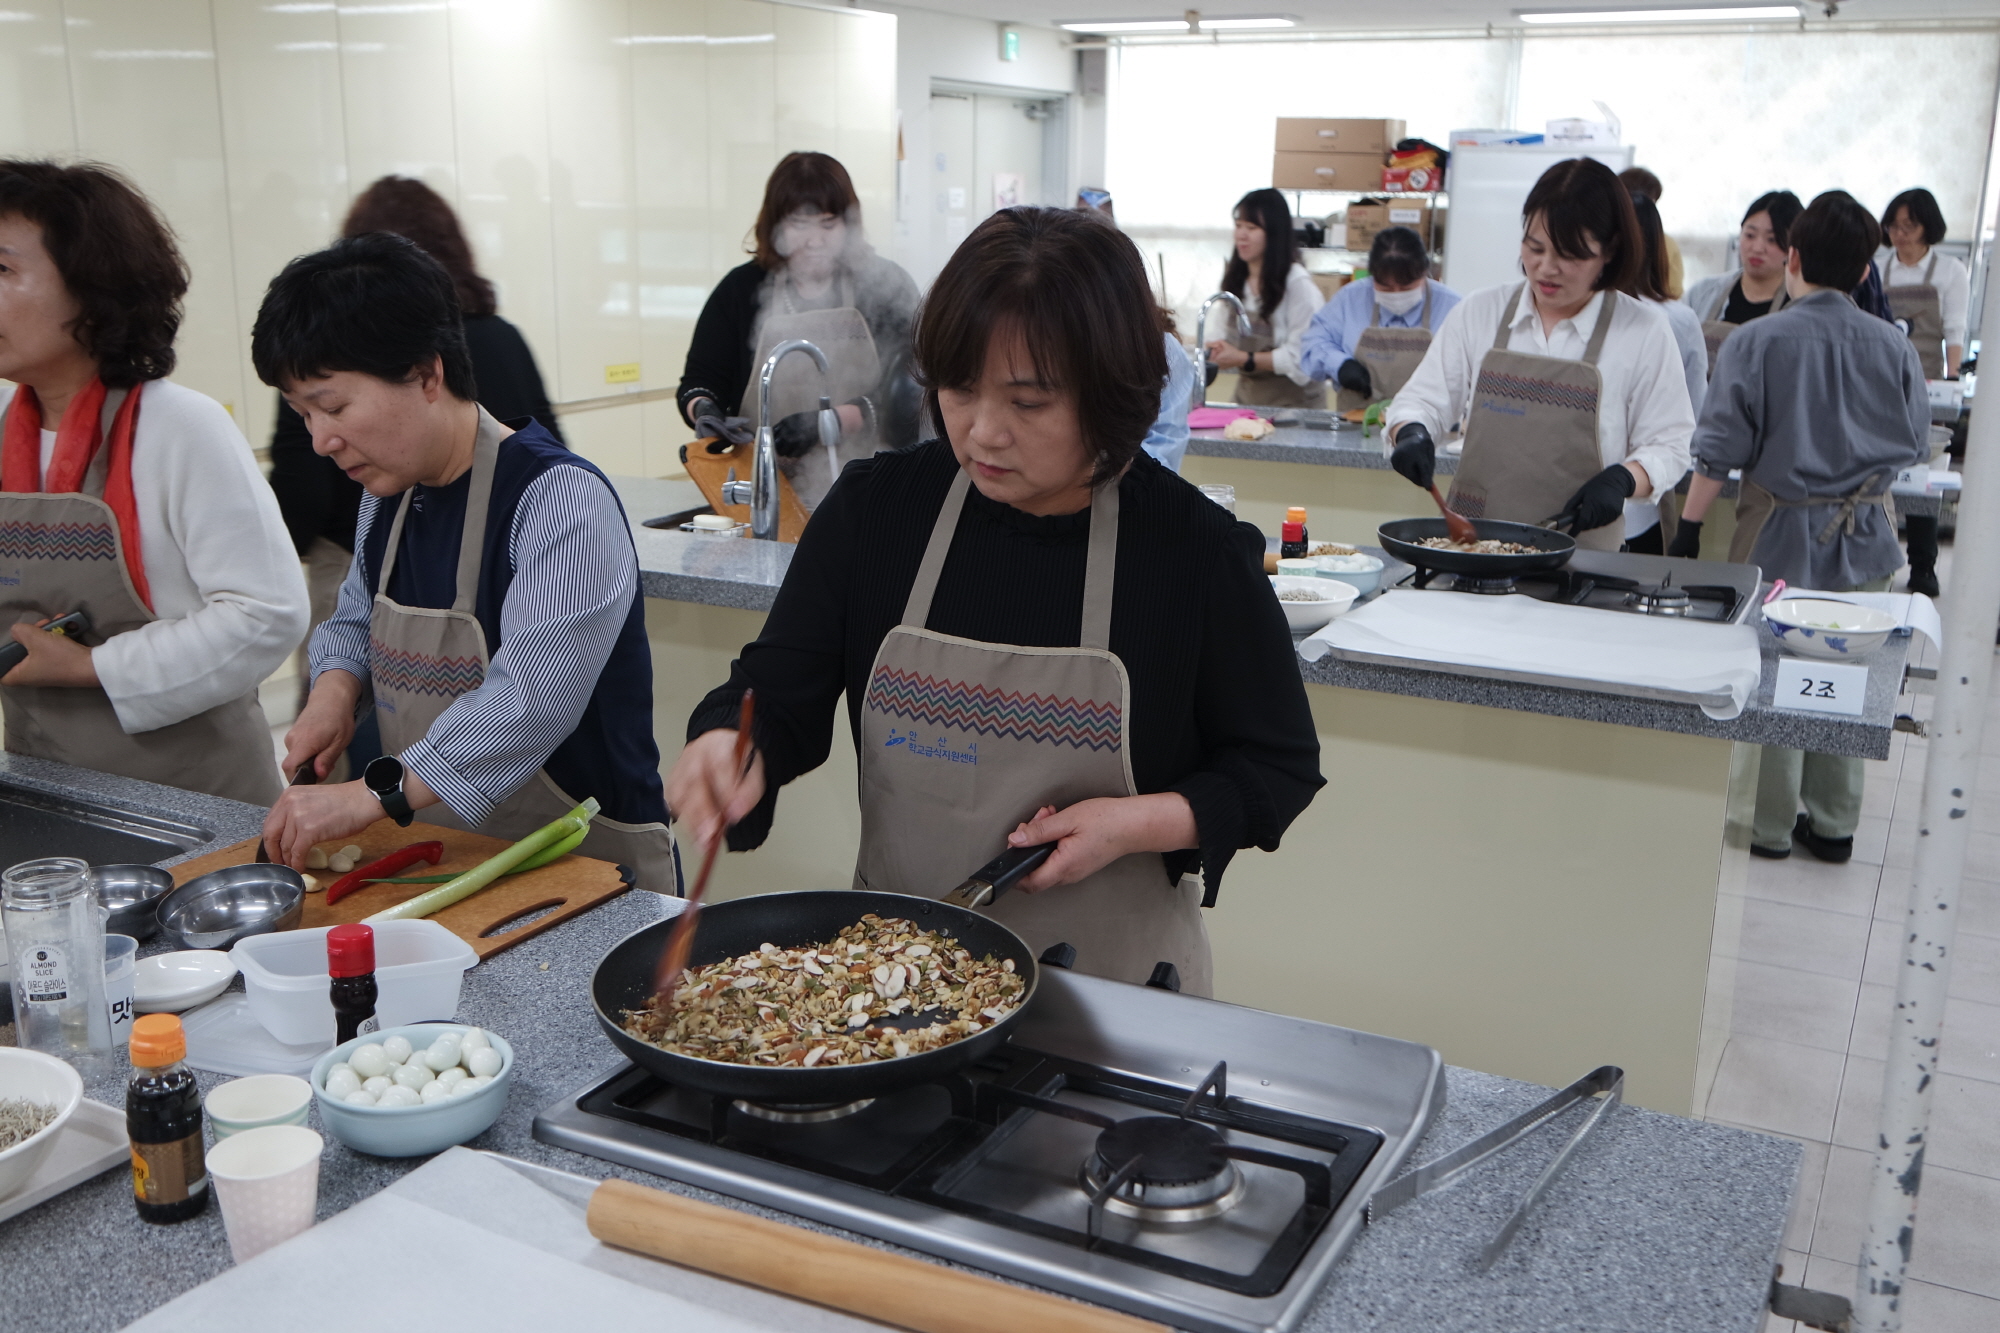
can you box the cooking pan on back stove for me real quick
[1377,516,1576,579]
[592,888,1039,1105]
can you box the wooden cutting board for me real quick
[168,820,633,960]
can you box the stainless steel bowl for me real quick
[88,864,176,942]
[157,865,305,951]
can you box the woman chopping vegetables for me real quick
[665,207,1324,995]
[251,235,676,894]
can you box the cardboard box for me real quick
[1346,199,1433,251]
[1274,118,1405,156]
[1272,150,1387,192]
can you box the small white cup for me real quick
[205,1124,323,1263]
[103,935,137,1046]
[205,1074,313,1139]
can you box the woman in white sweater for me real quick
[0,161,305,804]
[1203,188,1326,408]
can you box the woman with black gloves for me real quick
[676,152,922,510]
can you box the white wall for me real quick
[0,0,896,478]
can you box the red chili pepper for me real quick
[325,841,445,905]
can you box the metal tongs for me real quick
[1366,1064,1625,1269]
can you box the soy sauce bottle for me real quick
[328,923,378,1044]
[127,1013,209,1224]
[1280,505,1309,560]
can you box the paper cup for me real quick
[205,1124,323,1263]
[205,1074,313,1139]
[104,935,137,1047]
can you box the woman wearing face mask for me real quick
[664,208,1323,994]
[1385,158,1693,551]
[1202,189,1326,408]
[1298,225,1462,413]
[1681,191,1802,375]
[677,152,922,510]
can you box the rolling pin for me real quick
[586,1176,1169,1333]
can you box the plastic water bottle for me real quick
[3,857,111,1073]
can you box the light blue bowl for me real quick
[310,1024,512,1158]
[1310,554,1386,596]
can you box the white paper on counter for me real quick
[1299,591,1765,719]
[128,1147,891,1332]
[1775,590,1942,652]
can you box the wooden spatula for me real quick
[1428,483,1480,546]
[651,689,754,1002]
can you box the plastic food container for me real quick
[232,920,476,1046]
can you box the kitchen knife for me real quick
[254,762,319,863]
[941,842,1055,910]
[480,1153,1169,1333]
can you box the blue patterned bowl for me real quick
[1763,598,1898,660]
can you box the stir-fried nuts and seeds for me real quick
[622,914,1025,1067]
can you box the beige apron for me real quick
[1886,252,1947,379]
[370,409,678,894]
[1230,309,1323,410]
[1700,278,1787,377]
[1448,286,1624,552]
[1727,474,1895,568]
[853,468,1211,994]
[1335,286,1436,414]
[0,389,279,806]
[751,271,883,512]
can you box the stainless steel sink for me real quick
[0,781,211,869]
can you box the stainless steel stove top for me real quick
[536,968,1444,1333]
[1396,548,1764,624]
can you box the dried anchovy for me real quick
[0,1097,57,1152]
[1417,537,1536,554]
[622,913,1026,1068]
[1278,588,1331,602]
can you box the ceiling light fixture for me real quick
[1059,19,1192,32]
[1516,5,1799,22]
[1197,16,1297,27]
[1060,14,1297,32]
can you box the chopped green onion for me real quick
[363,800,598,923]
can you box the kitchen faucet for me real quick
[1191,291,1251,412]
[723,338,832,540]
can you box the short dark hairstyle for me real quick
[1222,188,1297,323]
[913,207,1166,486]
[1791,190,1882,290]
[1627,193,1672,303]
[752,152,860,271]
[1881,188,1947,247]
[251,232,477,398]
[1743,190,1804,248]
[1521,158,1643,294]
[343,176,497,318]
[0,160,187,387]
[1368,225,1430,287]
[1618,166,1663,202]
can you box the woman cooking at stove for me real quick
[1384,158,1693,551]
[676,152,921,511]
[666,208,1324,995]
[1681,191,1803,376]
[251,235,676,893]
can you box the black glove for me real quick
[1666,518,1704,560]
[1204,360,1221,388]
[1336,358,1374,398]
[1389,423,1436,490]
[1554,464,1638,535]
[772,409,838,459]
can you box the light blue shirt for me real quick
[1143,332,1197,472]
[1298,278,1462,383]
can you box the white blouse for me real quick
[1242,262,1328,387]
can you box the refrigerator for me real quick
[1441,141,1636,294]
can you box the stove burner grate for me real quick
[732,1098,876,1124]
[1082,1114,1247,1222]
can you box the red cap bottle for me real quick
[327,923,375,978]
[1280,520,1307,559]
[327,924,378,1043]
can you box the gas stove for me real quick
[536,967,1444,1333]
[1394,548,1764,624]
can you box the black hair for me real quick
[1521,158,1643,294]
[1743,191,1804,248]
[1222,188,1298,322]
[1881,188,1947,247]
[1791,190,1882,291]
[1368,226,1430,287]
[1628,194,1672,302]
[251,232,476,398]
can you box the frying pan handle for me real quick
[942,842,1055,910]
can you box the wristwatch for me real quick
[1244,351,1258,374]
[363,754,415,827]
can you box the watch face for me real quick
[365,755,403,794]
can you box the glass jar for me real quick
[1197,484,1237,515]
[3,857,111,1071]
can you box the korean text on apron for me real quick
[853,467,1211,994]
[1885,252,1947,379]
[368,408,678,894]
[1700,279,1787,377]
[750,270,883,513]
[1448,285,1625,552]
[1335,286,1436,414]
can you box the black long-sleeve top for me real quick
[675,254,922,447]
[268,314,566,557]
[688,441,1325,902]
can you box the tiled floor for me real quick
[1717,543,2000,1332]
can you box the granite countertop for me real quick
[1186,421,1461,474]
[1,876,1797,1333]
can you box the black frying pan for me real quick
[592,887,1041,1104]
[1377,516,1577,577]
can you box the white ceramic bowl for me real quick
[134,950,238,1014]
[0,1048,85,1201]
[1309,552,1386,596]
[310,1025,513,1158]
[1764,598,1899,660]
[1270,576,1359,633]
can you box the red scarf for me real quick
[1,379,151,609]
